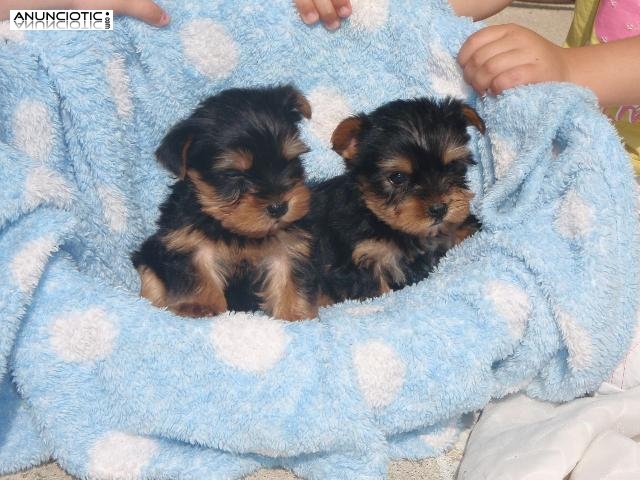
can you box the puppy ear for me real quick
[155,121,197,179]
[282,85,312,119]
[461,105,486,134]
[331,116,365,163]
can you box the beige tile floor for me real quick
[0,3,574,480]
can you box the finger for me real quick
[111,0,169,26]
[332,0,352,18]
[489,63,539,94]
[294,0,320,24]
[460,39,516,87]
[464,49,524,94]
[313,0,340,29]
[458,24,512,66]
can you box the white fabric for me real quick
[458,387,640,479]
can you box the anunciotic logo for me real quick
[10,10,113,30]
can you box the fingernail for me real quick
[338,6,351,18]
[158,11,170,26]
[303,11,319,24]
[326,20,340,30]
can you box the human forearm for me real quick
[459,24,640,107]
[448,0,514,20]
[564,37,640,107]
[1,0,72,19]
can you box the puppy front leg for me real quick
[170,281,228,318]
[352,239,406,296]
[259,255,317,321]
[171,245,229,318]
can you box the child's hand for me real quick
[458,24,570,95]
[71,0,170,26]
[294,0,351,30]
[0,0,170,26]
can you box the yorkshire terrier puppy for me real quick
[132,85,318,320]
[311,96,485,304]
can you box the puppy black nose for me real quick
[267,202,288,219]
[428,203,448,221]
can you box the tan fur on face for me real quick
[282,135,309,161]
[441,187,474,224]
[217,149,253,171]
[352,239,406,292]
[188,170,275,237]
[281,183,311,223]
[379,157,413,175]
[188,171,310,238]
[360,180,475,237]
[360,181,434,236]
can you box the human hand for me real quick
[458,23,570,95]
[72,0,169,26]
[0,0,170,26]
[294,0,351,30]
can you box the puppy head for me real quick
[156,85,312,238]
[332,97,484,237]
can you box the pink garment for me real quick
[595,0,640,123]
[594,0,640,42]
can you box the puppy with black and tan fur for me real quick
[132,85,317,320]
[311,96,485,304]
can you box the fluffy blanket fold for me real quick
[1,1,639,479]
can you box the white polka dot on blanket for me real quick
[307,86,352,146]
[555,189,594,239]
[105,56,133,119]
[352,340,406,409]
[428,43,472,100]
[49,307,118,363]
[210,312,290,373]
[12,99,54,162]
[555,308,593,371]
[87,432,158,479]
[10,234,58,295]
[97,184,128,233]
[180,19,238,79]
[349,0,389,31]
[485,280,531,339]
[490,135,516,180]
[24,165,73,210]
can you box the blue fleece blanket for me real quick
[1,1,639,479]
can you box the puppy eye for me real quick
[388,172,408,186]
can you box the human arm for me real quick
[448,0,514,21]
[458,23,640,107]
[293,0,351,30]
[0,0,169,26]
